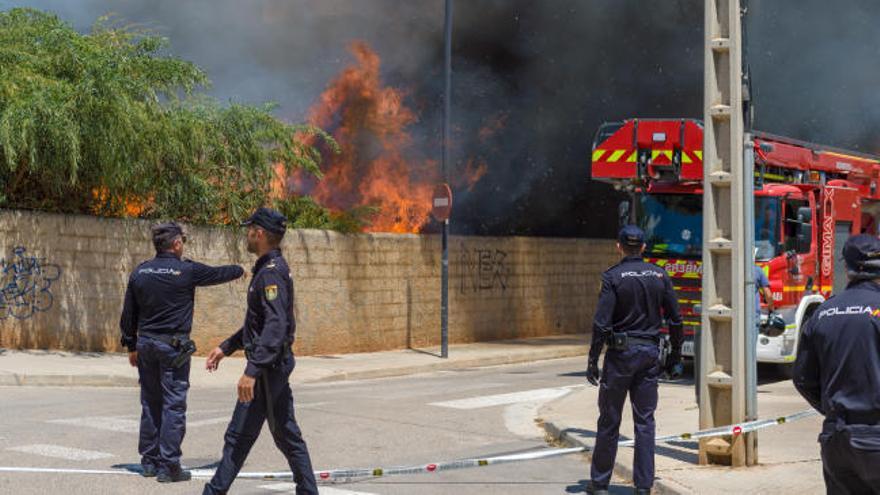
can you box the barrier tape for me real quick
[0,409,820,483]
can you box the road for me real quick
[0,357,610,495]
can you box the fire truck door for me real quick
[833,222,851,294]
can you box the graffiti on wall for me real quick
[459,244,511,294]
[0,247,62,320]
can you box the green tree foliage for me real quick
[0,8,362,230]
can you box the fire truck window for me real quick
[784,200,809,253]
[754,197,780,260]
[635,194,703,256]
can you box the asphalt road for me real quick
[0,357,615,495]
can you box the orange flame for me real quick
[290,41,439,233]
[91,187,149,217]
[462,159,488,192]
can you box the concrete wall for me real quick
[0,209,617,355]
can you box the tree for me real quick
[0,8,357,229]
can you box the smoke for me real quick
[3,0,877,238]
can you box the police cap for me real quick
[843,234,880,279]
[151,221,185,248]
[242,207,287,235]
[618,225,645,247]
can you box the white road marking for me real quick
[187,416,231,427]
[7,444,114,461]
[47,404,329,433]
[429,386,577,410]
[259,483,377,494]
[47,416,138,432]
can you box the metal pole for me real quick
[440,0,453,359]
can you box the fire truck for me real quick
[591,118,880,371]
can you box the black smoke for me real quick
[4,0,879,238]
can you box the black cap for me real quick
[242,207,287,235]
[618,225,645,247]
[151,221,185,247]
[843,234,880,278]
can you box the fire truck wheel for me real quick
[776,362,795,380]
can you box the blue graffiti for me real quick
[0,247,62,320]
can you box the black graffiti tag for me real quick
[459,245,510,294]
[0,247,62,320]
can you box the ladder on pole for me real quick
[700,0,758,466]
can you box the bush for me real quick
[0,8,360,230]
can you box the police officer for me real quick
[120,222,244,482]
[202,207,317,495]
[794,234,880,493]
[586,225,683,495]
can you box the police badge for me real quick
[265,284,278,301]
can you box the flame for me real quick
[91,187,149,217]
[290,41,438,233]
[462,159,488,192]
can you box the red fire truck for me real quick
[591,118,880,371]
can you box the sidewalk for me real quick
[0,334,587,387]
[540,370,825,494]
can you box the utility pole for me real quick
[440,0,453,358]
[700,0,758,466]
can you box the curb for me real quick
[0,346,587,387]
[311,346,588,383]
[542,419,689,495]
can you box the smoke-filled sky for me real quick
[4,0,880,238]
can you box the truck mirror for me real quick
[797,222,812,253]
[796,206,812,224]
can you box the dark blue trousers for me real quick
[591,344,660,490]
[820,425,880,494]
[136,336,190,474]
[203,353,316,495]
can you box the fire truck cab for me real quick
[591,118,880,370]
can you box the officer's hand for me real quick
[206,347,225,372]
[128,351,138,368]
[586,359,600,386]
[237,374,256,403]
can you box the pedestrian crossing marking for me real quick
[428,386,576,410]
[7,444,114,461]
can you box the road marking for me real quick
[47,416,138,433]
[428,386,577,410]
[258,483,377,494]
[187,416,231,428]
[7,444,114,461]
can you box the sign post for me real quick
[433,183,453,358]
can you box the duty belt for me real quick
[140,331,188,347]
[626,336,658,347]
[832,411,880,426]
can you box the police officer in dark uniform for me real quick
[120,222,244,482]
[794,234,880,494]
[202,207,317,495]
[586,225,683,495]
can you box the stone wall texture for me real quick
[0,209,618,355]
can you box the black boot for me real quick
[157,468,192,483]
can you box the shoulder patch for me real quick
[265,284,278,301]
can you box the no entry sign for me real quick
[432,183,453,221]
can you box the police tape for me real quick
[0,409,820,482]
[215,408,822,483]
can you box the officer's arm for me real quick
[662,274,684,352]
[191,261,245,287]
[589,272,616,362]
[244,270,289,378]
[119,275,139,352]
[219,327,244,356]
[792,318,824,413]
